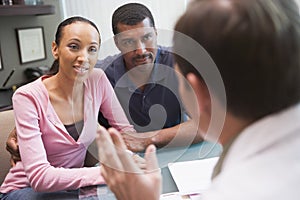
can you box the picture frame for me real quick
[16,27,46,64]
[0,45,3,71]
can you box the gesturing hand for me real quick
[96,126,161,200]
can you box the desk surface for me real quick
[80,141,222,199]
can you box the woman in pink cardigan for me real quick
[0,16,134,200]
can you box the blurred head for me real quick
[174,0,300,130]
[49,16,101,76]
[112,3,158,71]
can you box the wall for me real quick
[62,0,188,59]
[0,0,63,88]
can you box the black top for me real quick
[64,120,84,141]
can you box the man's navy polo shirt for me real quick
[96,46,186,132]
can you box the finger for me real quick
[6,137,19,153]
[132,154,146,170]
[109,128,130,152]
[109,128,142,173]
[12,155,21,162]
[100,165,108,182]
[144,144,160,173]
[10,157,16,167]
[133,156,147,171]
[6,144,20,158]
[96,125,123,172]
[121,134,132,150]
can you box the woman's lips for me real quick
[74,65,89,74]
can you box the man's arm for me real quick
[122,119,202,152]
[6,127,20,166]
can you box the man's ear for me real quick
[186,73,211,113]
[52,41,58,60]
[154,27,158,36]
[113,35,121,51]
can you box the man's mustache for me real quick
[133,53,153,60]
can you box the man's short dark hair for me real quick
[174,0,300,120]
[112,3,155,35]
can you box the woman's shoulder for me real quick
[85,68,111,91]
[14,77,45,95]
[13,77,49,104]
[89,68,105,77]
[88,68,110,83]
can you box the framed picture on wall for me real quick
[16,27,46,64]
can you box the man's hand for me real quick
[6,127,21,166]
[122,131,157,152]
[96,126,161,200]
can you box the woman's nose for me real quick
[77,50,89,62]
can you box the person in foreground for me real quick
[96,0,300,199]
[0,16,134,200]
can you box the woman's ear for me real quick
[52,41,59,60]
[186,73,211,113]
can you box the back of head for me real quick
[112,3,155,35]
[174,0,300,120]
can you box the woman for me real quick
[0,16,134,199]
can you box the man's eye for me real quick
[143,34,153,41]
[122,39,135,46]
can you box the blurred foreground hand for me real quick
[96,125,161,200]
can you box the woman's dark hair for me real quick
[112,3,155,35]
[48,16,101,75]
[174,0,300,120]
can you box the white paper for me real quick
[189,193,203,200]
[168,157,219,195]
[160,192,183,200]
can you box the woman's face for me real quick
[52,21,100,82]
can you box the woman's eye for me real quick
[89,46,98,53]
[69,44,79,50]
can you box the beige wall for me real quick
[0,0,63,87]
[62,0,188,59]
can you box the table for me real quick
[80,141,222,199]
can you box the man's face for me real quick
[114,18,158,71]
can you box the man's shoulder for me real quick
[157,46,174,67]
[95,53,124,70]
[94,54,125,86]
[159,45,173,52]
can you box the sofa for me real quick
[0,110,14,184]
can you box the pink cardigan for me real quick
[0,69,134,193]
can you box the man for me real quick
[97,0,300,199]
[96,3,201,152]
[6,3,201,163]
